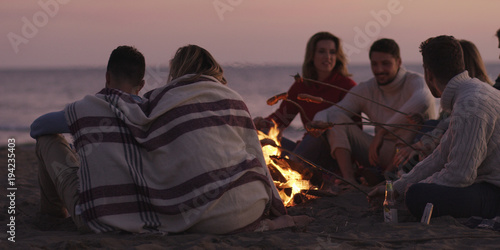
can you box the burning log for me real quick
[270,156,313,180]
[267,160,287,183]
[260,92,376,200]
[257,122,318,207]
[266,154,322,207]
[293,192,307,205]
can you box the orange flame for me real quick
[258,121,311,206]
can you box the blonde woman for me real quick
[254,32,358,170]
[168,44,227,84]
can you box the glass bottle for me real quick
[383,180,398,223]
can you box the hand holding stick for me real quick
[305,121,334,138]
[306,120,440,140]
[297,94,418,151]
[254,92,289,130]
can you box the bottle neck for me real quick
[385,181,395,201]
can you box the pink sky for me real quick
[2,0,499,68]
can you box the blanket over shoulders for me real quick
[65,75,286,233]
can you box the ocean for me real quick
[1,63,499,145]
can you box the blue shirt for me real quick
[30,94,142,139]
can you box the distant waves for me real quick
[0,125,30,132]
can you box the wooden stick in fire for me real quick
[297,94,418,151]
[293,74,409,116]
[260,138,369,195]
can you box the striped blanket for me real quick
[65,75,285,233]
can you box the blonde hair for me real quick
[168,45,227,84]
[302,32,351,80]
[459,40,493,85]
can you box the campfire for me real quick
[257,122,319,207]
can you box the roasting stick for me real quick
[261,139,369,195]
[321,121,439,130]
[265,93,332,145]
[266,92,312,123]
[284,100,313,123]
[293,74,409,116]
[266,92,288,105]
[314,121,440,140]
[265,93,437,145]
[264,93,366,192]
[266,92,438,136]
[298,94,418,151]
[267,93,438,130]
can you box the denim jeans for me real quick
[292,133,338,171]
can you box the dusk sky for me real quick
[2,0,499,69]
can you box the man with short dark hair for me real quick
[31,45,146,232]
[312,38,436,185]
[30,46,146,137]
[370,35,500,220]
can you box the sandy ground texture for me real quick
[1,144,500,249]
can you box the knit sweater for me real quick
[394,71,500,195]
[418,113,450,158]
[315,67,436,147]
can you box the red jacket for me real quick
[267,72,357,129]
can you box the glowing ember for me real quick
[258,121,311,206]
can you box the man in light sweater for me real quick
[370,35,500,220]
[312,38,436,185]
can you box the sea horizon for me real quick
[2,62,499,146]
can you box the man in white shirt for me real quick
[312,38,435,185]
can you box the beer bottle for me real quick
[383,180,398,223]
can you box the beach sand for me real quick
[1,144,499,249]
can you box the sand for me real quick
[1,144,499,249]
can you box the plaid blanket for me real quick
[65,75,285,233]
